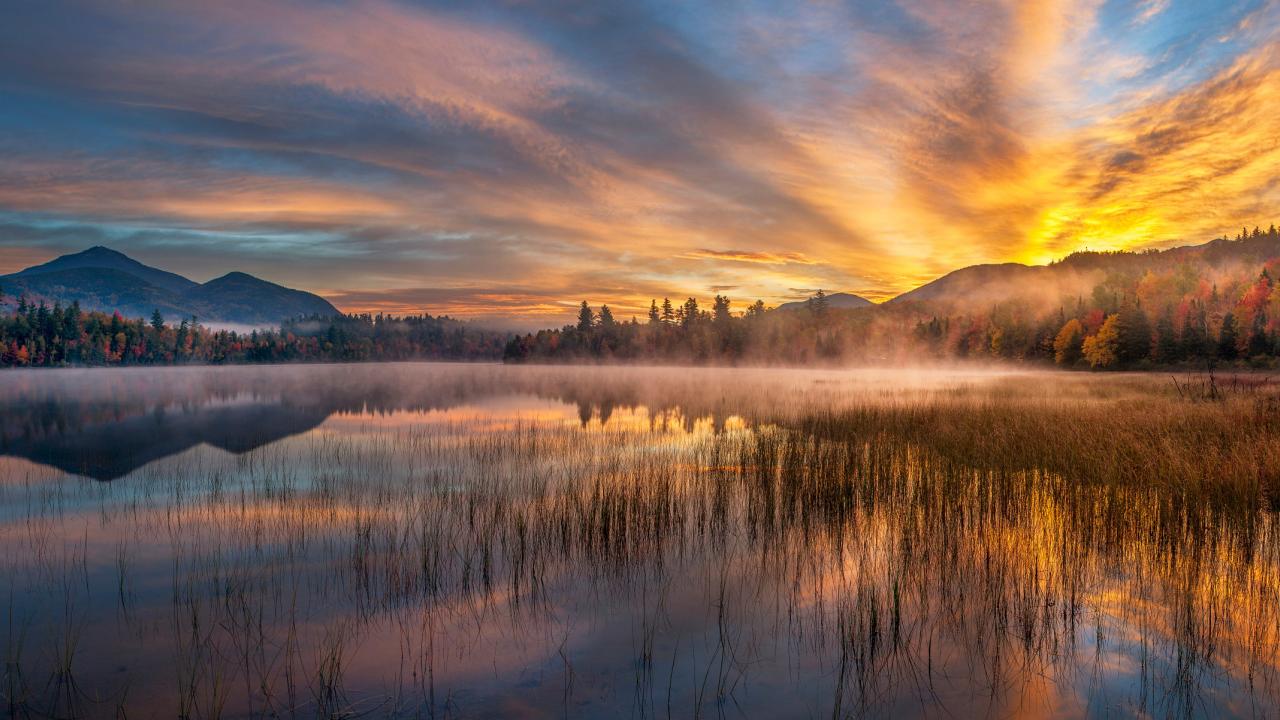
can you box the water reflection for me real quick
[0,365,755,480]
[0,364,1277,719]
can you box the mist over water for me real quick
[1,363,1278,718]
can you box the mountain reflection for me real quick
[2,364,1278,718]
[0,364,757,480]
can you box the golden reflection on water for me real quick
[0,363,1278,718]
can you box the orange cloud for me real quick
[1,0,1278,324]
[679,249,818,265]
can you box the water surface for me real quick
[2,363,1277,718]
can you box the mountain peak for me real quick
[79,245,125,256]
[1,248,339,325]
[9,245,198,294]
[213,271,258,281]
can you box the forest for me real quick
[505,228,1280,369]
[0,301,506,367]
[5,227,1280,370]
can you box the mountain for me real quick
[886,231,1280,310]
[886,263,1061,308]
[183,272,339,322]
[776,292,874,312]
[10,246,197,293]
[0,247,339,326]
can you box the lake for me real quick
[1,363,1278,718]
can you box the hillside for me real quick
[183,272,338,323]
[0,247,339,325]
[888,229,1280,310]
[776,292,874,312]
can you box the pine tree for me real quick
[648,300,660,324]
[598,305,615,327]
[808,289,829,318]
[681,297,699,327]
[1181,303,1210,358]
[1247,311,1269,357]
[1116,304,1151,363]
[577,301,594,332]
[661,298,675,325]
[712,295,731,325]
[1218,312,1239,360]
[1154,312,1179,363]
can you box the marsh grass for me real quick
[1,365,1279,718]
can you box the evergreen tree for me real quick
[808,289,829,319]
[661,298,675,325]
[681,297,699,327]
[1246,311,1269,357]
[1218,312,1239,360]
[1116,304,1151,363]
[175,319,189,360]
[1154,312,1179,363]
[712,295,731,325]
[577,301,594,332]
[1181,303,1210,359]
[648,300,660,324]
[598,305,615,327]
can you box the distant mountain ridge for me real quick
[766,232,1280,317]
[775,292,874,312]
[885,230,1280,310]
[0,246,339,326]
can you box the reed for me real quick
[0,365,1277,718]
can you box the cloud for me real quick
[680,249,818,265]
[1134,0,1171,25]
[0,0,1276,322]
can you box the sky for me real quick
[0,0,1278,327]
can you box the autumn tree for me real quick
[1082,315,1120,368]
[1053,318,1084,365]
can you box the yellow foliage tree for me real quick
[1053,318,1084,365]
[1082,315,1120,368]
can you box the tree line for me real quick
[6,226,1280,370]
[0,293,506,367]
[503,290,874,364]
[507,229,1280,369]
